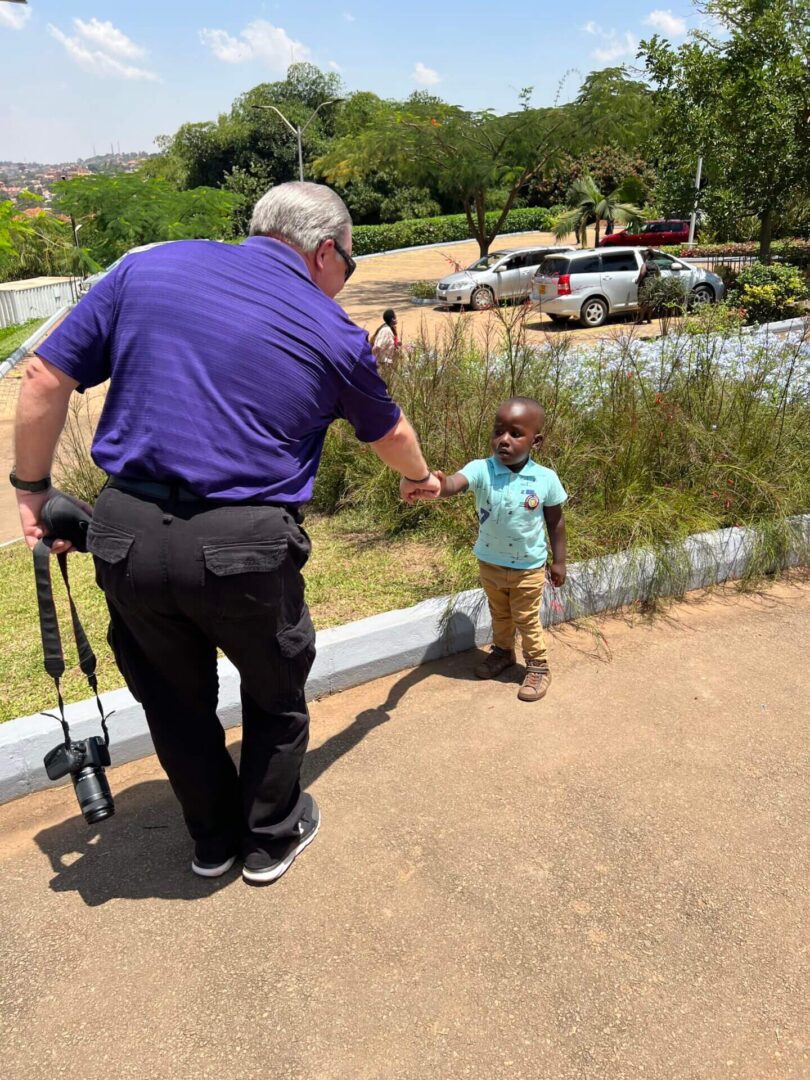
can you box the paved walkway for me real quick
[1,583,808,1079]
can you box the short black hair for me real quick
[496,396,546,434]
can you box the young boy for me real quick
[437,397,567,702]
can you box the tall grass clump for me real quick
[313,313,810,592]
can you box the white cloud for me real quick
[73,17,146,59]
[328,60,342,72]
[0,5,32,31]
[343,12,356,22]
[199,20,312,69]
[47,24,161,81]
[412,61,441,86]
[584,22,639,63]
[593,31,638,62]
[644,9,687,37]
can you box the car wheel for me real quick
[580,297,608,328]
[470,286,495,311]
[690,284,715,307]
[547,313,569,324]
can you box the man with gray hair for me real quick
[13,181,440,886]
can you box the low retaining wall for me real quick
[2,515,807,805]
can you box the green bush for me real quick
[408,280,437,300]
[729,262,807,324]
[682,302,747,335]
[351,207,554,256]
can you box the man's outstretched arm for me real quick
[369,413,441,502]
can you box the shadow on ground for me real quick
[33,630,485,907]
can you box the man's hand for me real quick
[548,561,567,588]
[400,472,441,503]
[17,488,90,554]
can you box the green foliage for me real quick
[351,207,553,256]
[316,93,578,255]
[0,199,91,283]
[729,262,807,324]
[682,301,747,336]
[53,175,239,265]
[0,318,42,359]
[553,173,644,247]
[640,0,809,261]
[407,280,437,300]
[574,67,657,153]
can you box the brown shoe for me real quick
[517,662,551,702]
[474,646,516,680]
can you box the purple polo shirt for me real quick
[37,237,401,505]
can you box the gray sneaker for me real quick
[242,794,321,886]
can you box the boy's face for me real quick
[491,402,544,467]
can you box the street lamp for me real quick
[250,99,342,182]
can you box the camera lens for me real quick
[73,766,115,824]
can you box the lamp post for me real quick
[250,99,342,182]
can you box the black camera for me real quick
[43,736,115,824]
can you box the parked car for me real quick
[530,247,724,328]
[436,245,575,310]
[598,219,690,247]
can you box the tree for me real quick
[315,93,579,256]
[640,0,809,261]
[553,174,644,247]
[53,175,238,265]
[574,67,657,152]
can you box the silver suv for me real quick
[530,247,725,328]
[436,245,574,310]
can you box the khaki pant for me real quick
[478,560,547,663]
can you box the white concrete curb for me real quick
[2,515,807,805]
[0,306,71,379]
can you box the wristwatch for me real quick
[9,468,51,493]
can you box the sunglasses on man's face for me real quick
[332,237,356,282]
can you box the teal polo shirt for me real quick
[459,456,567,570]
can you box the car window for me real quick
[650,252,676,269]
[600,252,639,272]
[539,256,570,276]
[502,255,524,270]
[467,253,506,271]
[571,255,601,274]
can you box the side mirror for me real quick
[493,266,504,273]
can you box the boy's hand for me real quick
[400,472,441,503]
[548,562,566,588]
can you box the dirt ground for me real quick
[0,581,808,1079]
[0,228,660,545]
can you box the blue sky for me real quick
[1,1,700,162]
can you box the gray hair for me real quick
[249,181,352,252]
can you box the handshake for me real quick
[399,471,446,503]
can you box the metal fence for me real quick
[0,277,81,330]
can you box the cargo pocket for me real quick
[202,537,288,620]
[87,521,136,609]
[277,607,317,693]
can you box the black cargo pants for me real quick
[87,485,315,862]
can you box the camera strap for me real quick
[33,538,111,749]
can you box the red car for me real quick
[598,219,690,247]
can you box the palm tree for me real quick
[554,173,644,248]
